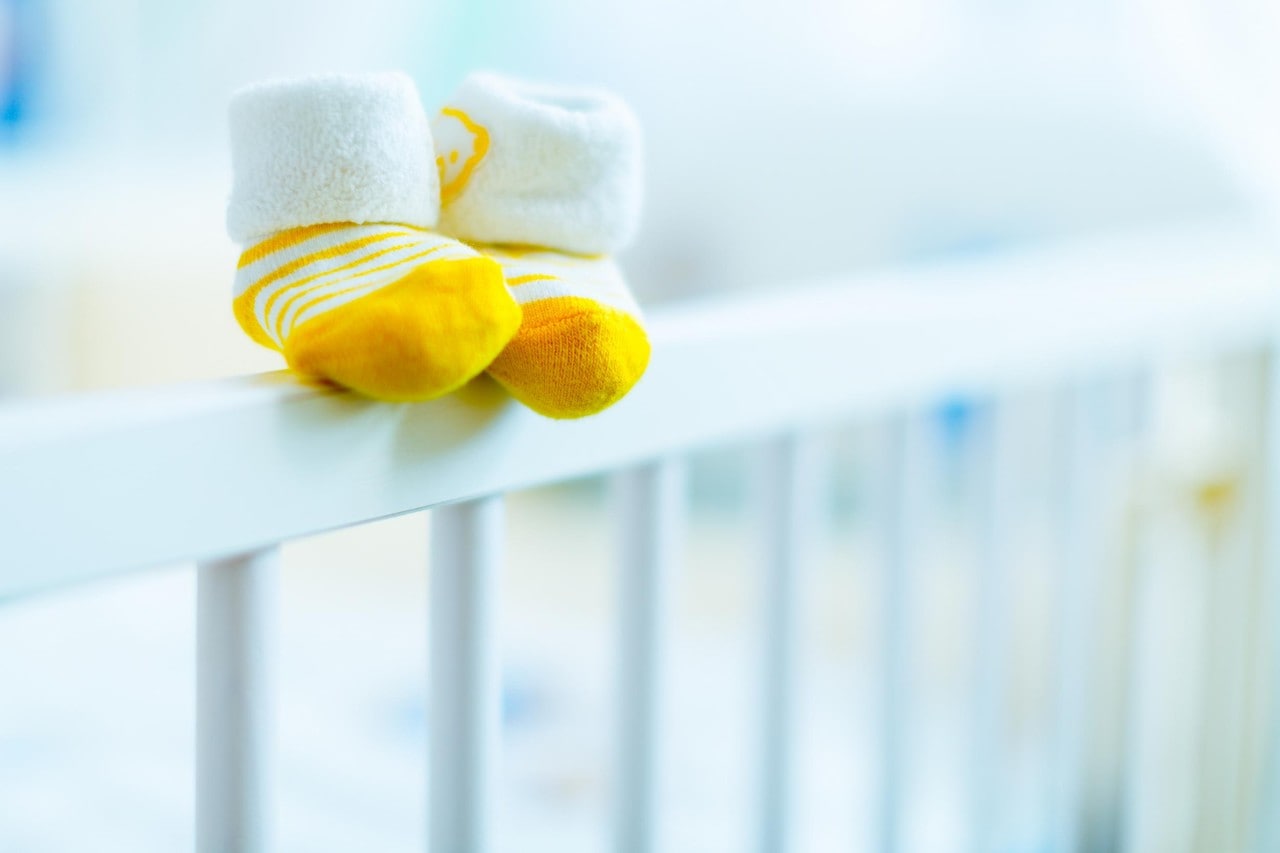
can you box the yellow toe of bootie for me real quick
[234,224,518,401]
[483,247,648,418]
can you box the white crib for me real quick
[3,221,1279,853]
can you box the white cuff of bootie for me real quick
[226,72,440,243]
[432,72,642,256]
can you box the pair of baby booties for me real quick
[227,71,648,419]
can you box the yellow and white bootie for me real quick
[431,73,650,419]
[227,73,520,402]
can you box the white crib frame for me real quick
[2,222,1279,852]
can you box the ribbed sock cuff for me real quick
[432,72,642,256]
[227,72,440,243]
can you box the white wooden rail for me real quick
[2,222,1279,852]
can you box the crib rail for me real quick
[3,224,1276,598]
[2,221,1279,852]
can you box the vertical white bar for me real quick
[970,402,1017,853]
[1254,345,1280,853]
[429,497,504,853]
[875,414,928,853]
[1196,355,1267,853]
[755,434,823,853]
[613,460,684,853]
[1047,384,1102,853]
[1116,372,1156,853]
[197,546,279,853]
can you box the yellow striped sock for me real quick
[233,222,520,402]
[481,246,650,419]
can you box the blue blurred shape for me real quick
[387,666,546,747]
[0,0,40,141]
[937,395,977,449]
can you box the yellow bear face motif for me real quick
[435,107,490,204]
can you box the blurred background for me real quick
[3,0,1280,850]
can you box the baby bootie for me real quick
[227,72,520,402]
[431,72,650,419]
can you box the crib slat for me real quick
[429,497,504,853]
[613,460,684,853]
[1257,347,1280,853]
[1114,374,1156,853]
[756,434,823,853]
[196,546,279,853]
[1047,385,1103,853]
[971,402,1017,852]
[875,415,928,853]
